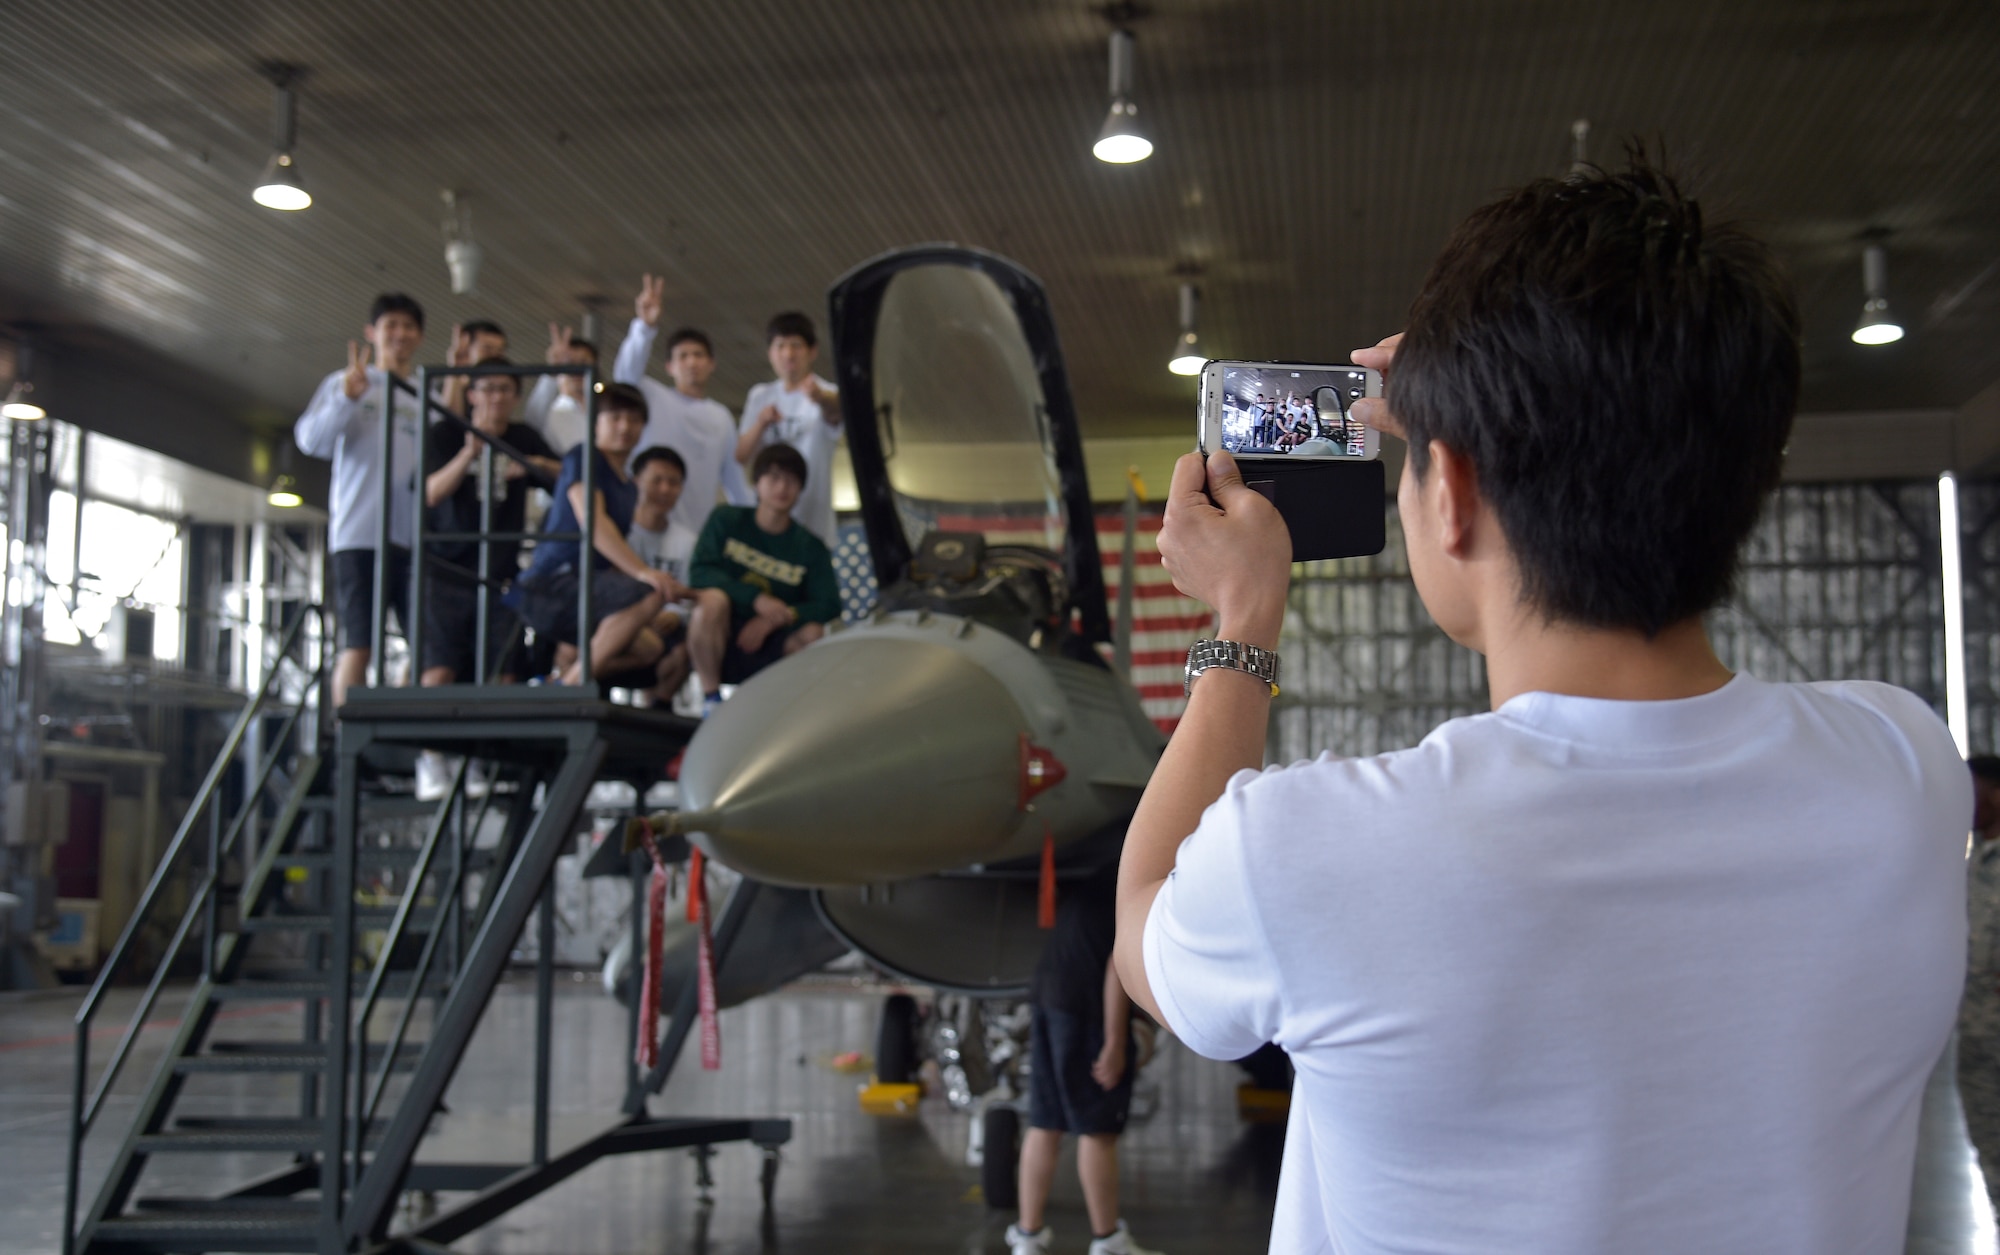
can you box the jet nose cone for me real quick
[680,635,1030,886]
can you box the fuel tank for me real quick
[674,610,1163,888]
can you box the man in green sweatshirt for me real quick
[687,442,840,714]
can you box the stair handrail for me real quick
[64,604,326,1254]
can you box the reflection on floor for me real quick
[1,978,1992,1254]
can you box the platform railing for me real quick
[372,361,600,691]
[62,603,327,1255]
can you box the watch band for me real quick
[1184,638,1280,698]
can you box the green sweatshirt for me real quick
[690,505,841,624]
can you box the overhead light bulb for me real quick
[1167,282,1204,375]
[252,70,311,212]
[266,474,303,508]
[1093,30,1152,164]
[1851,241,1904,346]
[2,381,45,421]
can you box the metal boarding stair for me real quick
[65,613,790,1254]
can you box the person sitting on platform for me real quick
[293,292,426,709]
[619,445,697,703]
[687,443,840,715]
[515,384,679,686]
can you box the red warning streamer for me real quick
[1038,824,1057,929]
[635,820,666,1070]
[690,848,721,1070]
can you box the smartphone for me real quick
[1198,361,1382,461]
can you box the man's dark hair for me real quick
[666,327,713,356]
[369,292,425,331]
[632,445,687,479]
[568,337,598,362]
[1391,151,1800,636]
[765,312,816,348]
[595,381,649,422]
[469,354,520,394]
[751,442,808,488]
[461,319,506,343]
[1971,757,2000,786]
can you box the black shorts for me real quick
[517,565,654,646]
[1027,1006,1133,1136]
[420,576,526,681]
[332,547,411,653]
[722,617,797,685]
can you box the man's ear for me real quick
[1427,440,1482,559]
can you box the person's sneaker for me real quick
[701,691,725,719]
[1088,1220,1162,1255]
[464,759,492,799]
[414,751,453,803]
[1003,1223,1052,1255]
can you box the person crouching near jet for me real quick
[686,443,840,717]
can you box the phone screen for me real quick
[1208,364,1377,460]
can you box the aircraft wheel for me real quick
[981,1105,1020,1209]
[876,993,919,1084]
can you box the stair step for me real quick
[90,1208,317,1252]
[176,1041,423,1073]
[135,1122,323,1154]
[209,971,450,1001]
[275,847,496,871]
[240,907,441,932]
[133,1196,319,1215]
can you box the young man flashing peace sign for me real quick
[1117,156,1969,1255]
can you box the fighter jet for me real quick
[622,244,1167,1066]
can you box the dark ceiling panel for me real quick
[0,0,1995,452]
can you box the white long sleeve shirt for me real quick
[613,318,753,534]
[294,366,422,553]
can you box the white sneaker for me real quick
[1089,1220,1162,1255]
[413,751,454,803]
[464,759,492,799]
[1004,1223,1052,1255]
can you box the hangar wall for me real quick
[1270,481,1987,765]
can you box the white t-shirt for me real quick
[627,518,695,610]
[1144,674,1969,1255]
[740,375,841,548]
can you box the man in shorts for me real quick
[515,384,678,685]
[623,445,697,702]
[1007,866,1162,1255]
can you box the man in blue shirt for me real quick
[517,384,682,685]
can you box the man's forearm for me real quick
[1114,616,1277,1025]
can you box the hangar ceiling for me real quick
[0,0,1996,457]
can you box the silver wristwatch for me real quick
[1184,639,1280,698]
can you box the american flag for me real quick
[831,506,1208,734]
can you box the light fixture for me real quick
[3,381,44,422]
[1093,29,1153,164]
[251,67,311,212]
[4,343,46,420]
[1168,283,1204,375]
[442,190,483,295]
[267,474,302,508]
[1852,240,1904,346]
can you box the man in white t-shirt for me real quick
[611,274,751,536]
[622,443,696,702]
[1114,156,1971,1255]
[736,310,841,548]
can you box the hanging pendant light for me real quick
[1851,241,1904,346]
[252,67,311,212]
[1093,30,1153,164]
[4,343,46,420]
[1168,283,1204,375]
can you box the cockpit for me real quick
[828,250,1109,656]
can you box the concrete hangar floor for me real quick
[4,975,1286,1254]
[6,977,1998,1253]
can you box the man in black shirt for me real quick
[419,358,559,688]
[1007,867,1161,1255]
